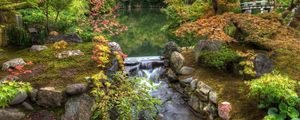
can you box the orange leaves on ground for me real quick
[176,13,300,53]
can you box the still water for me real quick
[112,9,168,57]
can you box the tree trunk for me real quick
[211,0,218,14]
[289,6,300,29]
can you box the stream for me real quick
[125,57,202,120]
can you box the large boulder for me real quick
[163,41,180,59]
[10,91,28,105]
[0,108,25,120]
[194,40,223,53]
[36,87,66,108]
[254,53,274,77]
[61,94,95,120]
[170,51,185,73]
[47,33,83,43]
[2,58,26,70]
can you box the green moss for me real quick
[0,42,97,89]
[224,22,237,38]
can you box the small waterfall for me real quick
[125,56,201,120]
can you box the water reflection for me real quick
[112,8,167,57]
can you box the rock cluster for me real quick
[163,42,218,119]
[0,83,93,120]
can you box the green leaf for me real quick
[268,107,279,115]
[291,118,300,120]
[277,112,287,120]
[279,102,288,113]
[258,103,267,109]
[288,107,300,118]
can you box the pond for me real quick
[112,8,168,57]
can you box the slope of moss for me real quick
[0,42,99,89]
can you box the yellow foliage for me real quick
[53,40,68,50]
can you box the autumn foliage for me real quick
[89,0,127,36]
[176,12,300,79]
[176,13,300,52]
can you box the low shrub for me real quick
[246,72,300,120]
[238,51,257,77]
[53,40,68,50]
[89,72,160,120]
[0,81,32,108]
[197,46,239,70]
[6,26,31,47]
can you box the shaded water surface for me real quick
[113,9,168,57]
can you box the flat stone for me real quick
[30,45,48,52]
[55,50,84,59]
[0,108,25,120]
[22,102,34,111]
[179,77,193,84]
[65,83,87,95]
[37,87,65,108]
[10,91,28,105]
[179,66,195,75]
[2,58,26,70]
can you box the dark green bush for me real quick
[6,26,31,47]
[197,46,239,70]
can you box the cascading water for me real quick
[125,56,203,120]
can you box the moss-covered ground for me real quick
[0,42,98,90]
[180,48,266,120]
